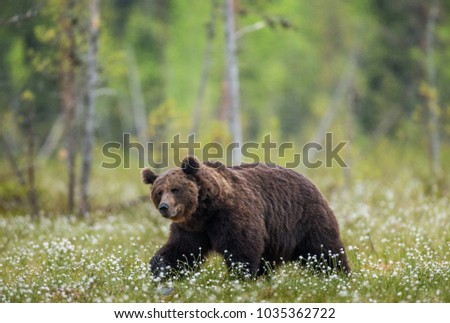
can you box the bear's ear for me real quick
[181,155,201,175]
[141,168,158,185]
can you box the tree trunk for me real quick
[59,0,77,213]
[344,85,358,190]
[38,114,65,160]
[190,0,219,136]
[25,104,39,219]
[0,135,26,187]
[127,46,147,144]
[425,0,441,178]
[80,0,100,217]
[224,0,242,165]
[0,111,39,217]
[218,80,230,123]
[310,47,358,160]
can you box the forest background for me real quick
[0,0,449,303]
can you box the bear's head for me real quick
[141,156,227,224]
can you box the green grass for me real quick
[1,177,448,303]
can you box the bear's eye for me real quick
[156,191,163,196]
[171,188,180,193]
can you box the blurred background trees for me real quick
[0,0,449,215]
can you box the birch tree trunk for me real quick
[26,104,39,219]
[190,0,219,136]
[59,0,77,213]
[39,114,65,160]
[224,0,242,165]
[127,46,147,144]
[425,0,441,178]
[310,48,358,160]
[80,0,100,216]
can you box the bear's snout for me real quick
[158,202,170,216]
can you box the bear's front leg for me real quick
[209,214,265,278]
[150,223,211,278]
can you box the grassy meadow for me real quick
[0,147,449,303]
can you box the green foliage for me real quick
[147,99,176,141]
[358,0,450,137]
[0,181,28,213]
[2,0,450,145]
[6,38,29,87]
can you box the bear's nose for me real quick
[158,203,169,215]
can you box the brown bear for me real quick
[142,156,350,278]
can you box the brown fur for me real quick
[142,156,350,277]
